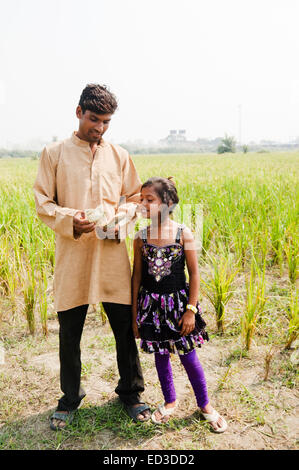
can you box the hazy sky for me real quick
[0,0,298,148]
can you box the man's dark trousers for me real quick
[56,302,145,411]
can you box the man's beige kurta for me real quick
[33,132,141,312]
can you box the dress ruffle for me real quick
[137,284,209,355]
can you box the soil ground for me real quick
[0,293,298,451]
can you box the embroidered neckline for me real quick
[141,243,184,282]
[143,242,184,250]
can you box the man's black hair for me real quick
[79,83,118,114]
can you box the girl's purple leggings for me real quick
[154,349,209,408]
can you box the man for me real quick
[33,84,150,429]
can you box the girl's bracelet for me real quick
[186,304,198,314]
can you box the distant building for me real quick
[162,129,187,144]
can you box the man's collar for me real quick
[71,131,106,148]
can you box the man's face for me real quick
[76,106,112,143]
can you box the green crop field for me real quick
[0,152,298,450]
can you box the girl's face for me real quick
[140,186,162,219]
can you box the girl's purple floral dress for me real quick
[137,224,209,355]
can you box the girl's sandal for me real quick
[201,409,228,433]
[151,402,178,424]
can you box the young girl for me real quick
[132,177,227,432]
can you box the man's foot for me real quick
[125,403,151,422]
[132,403,151,421]
[50,410,75,430]
[151,401,177,424]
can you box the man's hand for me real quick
[102,223,120,239]
[178,311,196,336]
[73,211,96,237]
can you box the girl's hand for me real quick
[132,320,140,339]
[178,311,196,336]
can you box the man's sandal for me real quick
[201,409,228,433]
[125,403,151,423]
[151,402,178,424]
[49,410,76,431]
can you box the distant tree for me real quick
[0,149,38,158]
[217,134,236,154]
[242,144,249,153]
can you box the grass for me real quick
[224,348,249,366]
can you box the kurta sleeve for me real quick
[33,146,80,240]
[114,152,142,240]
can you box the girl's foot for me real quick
[151,401,177,424]
[200,404,227,433]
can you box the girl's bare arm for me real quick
[178,227,200,336]
[183,226,200,306]
[132,233,143,329]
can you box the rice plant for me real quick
[254,228,270,270]
[229,219,253,268]
[99,303,108,325]
[284,287,298,350]
[263,345,277,381]
[284,224,299,284]
[0,152,298,349]
[201,251,240,333]
[241,253,267,351]
[270,216,285,274]
[22,263,36,335]
[201,219,216,259]
[0,235,10,296]
[6,259,18,315]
